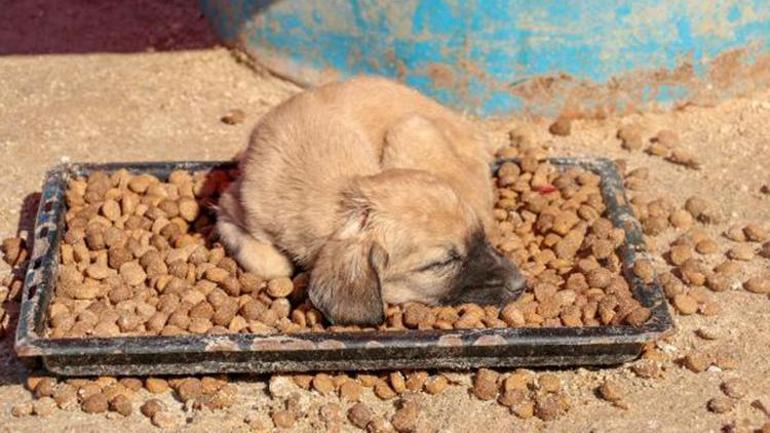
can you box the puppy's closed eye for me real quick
[417,250,461,272]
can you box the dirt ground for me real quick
[0,2,769,432]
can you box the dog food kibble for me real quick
[598,381,624,403]
[538,374,561,393]
[721,379,748,399]
[339,380,362,401]
[176,378,203,402]
[34,377,56,398]
[617,124,644,150]
[534,394,568,421]
[391,401,419,433]
[271,409,296,429]
[267,277,294,297]
[220,109,246,125]
[423,376,448,395]
[668,245,692,266]
[1,237,26,266]
[744,224,769,242]
[548,116,571,136]
[312,373,336,395]
[48,158,651,342]
[374,380,398,400]
[759,241,770,258]
[82,393,109,414]
[32,397,57,417]
[348,403,374,429]
[707,397,735,414]
[140,399,165,418]
[472,369,499,400]
[682,353,711,373]
[109,394,132,416]
[727,245,755,261]
[744,277,770,294]
[145,377,169,394]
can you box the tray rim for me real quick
[14,158,674,367]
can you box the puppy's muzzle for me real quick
[443,238,526,306]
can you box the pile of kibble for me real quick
[47,152,653,338]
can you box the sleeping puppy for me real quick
[217,76,525,326]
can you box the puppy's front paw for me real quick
[216,217,294,279]
[235,240,294,279]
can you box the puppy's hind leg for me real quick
[216,185,294,279]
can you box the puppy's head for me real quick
[309,169,525,326]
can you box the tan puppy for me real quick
[217,76,525,325]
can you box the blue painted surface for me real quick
[199,0,770,117]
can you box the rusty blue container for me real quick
[200,0,770,117]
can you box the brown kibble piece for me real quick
[176,378,202,402]
[267,277,293,297]
[221,109,245,125]
[669,245,692,266]
[669,209,693,229]
[82,393,109,413]
[391,401,419,433]
[511,401,535,419]
[617,124,643,150]
[653,129,679,147]
[339,380,362,401]
[538,374,561,393]
[312,373,335,395]
[119,261,146,286]
[501,303,525,327]
[682,353,710,373]
[32,397,57,417]
[178,197,200,222]
[685,196,708,219]
[598,381,623,403]
[272,409,296,429]
[472,368,499,400]
[707,397,734,414]
[721,379,747,399]
[625,307,651,327]
[744,224,769,242]
[672,294,698,315]
[549,116,571,136]
[632,259,654,283]
[374,380,397,400]
[727,244,755,261]
[498,389,526,407]
[109,394,132,416]
[2,237,25,265]
[389,371,407,394]
[630,360,661,379]
[695,239,718,254]
[140,399,165,418]
[534,394,566,421]
[405,372,429,392]
[348,403,374,429]
[423,376,448,395]
[744,277,770,294]
[145,377,169,394]
[34,377,57,398]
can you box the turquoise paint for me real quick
[199,0,770,116]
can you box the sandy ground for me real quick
[1,2,769,432]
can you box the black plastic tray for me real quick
[14,158,673,376]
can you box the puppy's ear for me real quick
[309,207,389,326]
